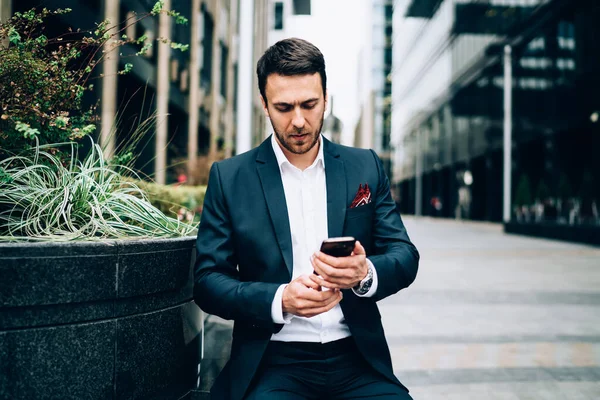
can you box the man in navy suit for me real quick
[194,38,419,400]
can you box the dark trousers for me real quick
[244,337,412,400]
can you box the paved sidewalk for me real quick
[382,217,600,399]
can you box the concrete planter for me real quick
[0,237,202,399]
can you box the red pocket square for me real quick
[350,183,372,208]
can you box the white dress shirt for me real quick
[269,134,378,343]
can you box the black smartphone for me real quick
[320,237,356,257]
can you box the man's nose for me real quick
[291,108,305,129]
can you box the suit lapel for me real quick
[324,138,347,239]
[256,138,293,278]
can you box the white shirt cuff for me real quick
[352,259,378,298]
[271,284,293,324]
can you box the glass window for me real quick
[220,43,228,98]
[201,10,214,89]
[385,4,393,21]
[274,2,284,30]
[293,0,311,15]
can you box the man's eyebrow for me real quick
[273,98,320,107]
[302,98,319,104]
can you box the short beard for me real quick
[272,117,324,155]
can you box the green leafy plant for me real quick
[0,140,197,242]
[136,179,206,222]
[0,4,188,158]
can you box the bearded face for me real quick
[262,73,327,160]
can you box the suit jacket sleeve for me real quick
[193,162,280,328]
[367,149,420,302]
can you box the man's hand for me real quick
[311,240,368,290]
[282,275,343,318]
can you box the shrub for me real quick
[0,3,188,159]
[0,3,196,242]
[135,180,206,222]
[0,140,197,241]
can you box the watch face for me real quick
[355,264,374,294]
[357,279,372,294]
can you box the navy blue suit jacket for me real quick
[194,136,419,400]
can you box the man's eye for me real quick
[303,104,316,110]
[277,107,291,112]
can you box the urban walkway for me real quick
[384,217,600,399]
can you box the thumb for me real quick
[353,240,366,256]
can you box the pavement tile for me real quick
[384,217,600,399]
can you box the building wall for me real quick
[392,0,599,222]
[0,0,11,25]
[356,0,394,179]
[253,0,270,147]
[357,4,374,150]
[268,0,312,45]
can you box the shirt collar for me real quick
[271,134,325,172]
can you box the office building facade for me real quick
[355,0,394,178]
[392,0,599,223]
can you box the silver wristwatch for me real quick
[353,263,374,295]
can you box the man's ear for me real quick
[260,95,270,118]
[324,90,329,112]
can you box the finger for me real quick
[301,292,343,317]
[308,273,325,287]
[296,292,343,317]
[298,274,322,291]
[313,257,357,285]
[312,255,346,279]
[295,287,337,307]
[311,274,343,290]
[313,251,341,268]
[299,286,343,303]
[318,271,359,289]
[354,240,366,256]
[319,280,343,290]
[301,288,342,305]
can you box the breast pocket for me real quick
[343,203,374,253]
[345,202,374,220]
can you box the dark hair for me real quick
[256,38,327,104]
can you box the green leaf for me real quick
[175,15,188,25]
[0,168,13,185]
[35,35,48,46]
[55,116,69,128]
[136,43,152,56]
[15,122,40,139]
[82,124,96,135]
[170,42,189,52]
[135,34,148,44]
[166,11,188,25]
[8,27,21,44]
[151,1,165,15]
